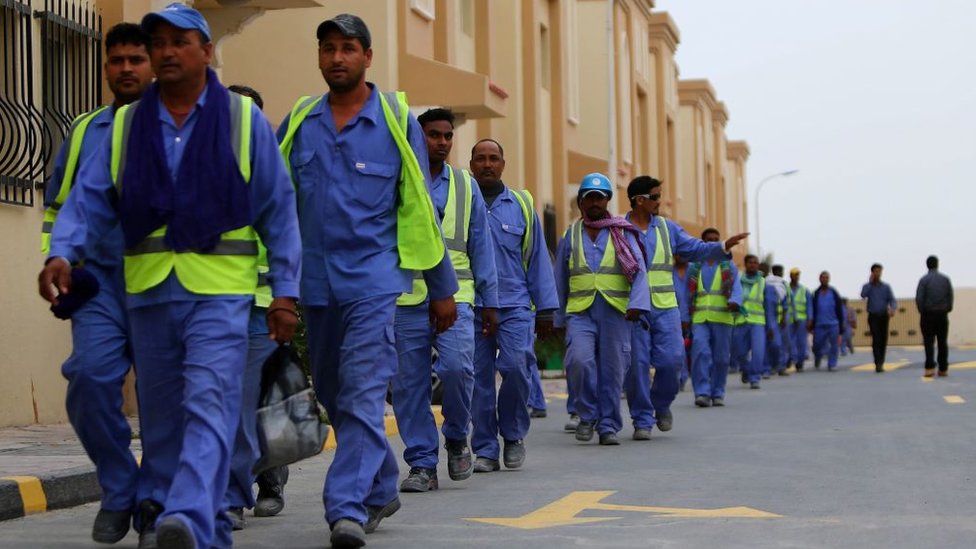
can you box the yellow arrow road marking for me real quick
[851,360,909,372]
[944,395,965,404]
[947,361,976,370]
[466,491,780,529]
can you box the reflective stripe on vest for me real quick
[509,188,534,271]
[647,216,677,309]
[736,277,766,326]
[566,221,630,315]
[278,90,444,271]
[397,164,475,306]
[255,240,272,308]
[793,287,808,321]
[692,267,733,325]
[41,106,110,253]
[110,93,259,295]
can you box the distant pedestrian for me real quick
[809,271,844,371]
[840,298,856,356]
[860,263,897,372]
[916,256,953,377]
[788,268,812,371]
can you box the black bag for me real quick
[252,344,329,474]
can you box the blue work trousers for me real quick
[306,295,399,527]
[130,299,250,549]
[779,322,793,370]
[527,343,547,412]
[624,314,654,429]
[647,308,684,416]
[679,324,692,387]
[225,307,278,510]
[764,322,782,376]
[841,323,854,354]
[691,322,733,399]
[732,324,766,384]
[813,324,840,369]
[792,320,809,366]
[393,303,475,469]
[61,266,136,512]
[564,296,631,435]
[472,307,533,460]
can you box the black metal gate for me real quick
[0,0,101,207]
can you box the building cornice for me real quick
[648,12,680,53]
[727,140,751,161]
[712,101,729,126]
[677,79,717,110]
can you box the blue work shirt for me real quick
[739,274,779,327]
[278,84,457,306]
[625,213,729,267]
[860,281,897,315]
[430,164,498,308]
[691,261,743,323]
[45,107,122,272]
[813,287,840,326]
[49,86,303,306]
[674,268,691,324]
[553,225,651,327]
[477,184,558,312]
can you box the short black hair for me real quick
[701,227,720,240]
[772,264,784,276]
[418,107,455,129]
[926,255,938,269]
[105,23,149,52]
[627,176,663,207]
[228,85,263,110]
[471,138,504,159]
[871,263,883,271]
[744,254,757,263]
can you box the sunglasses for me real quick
[634,193,661,202]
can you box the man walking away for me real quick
[916,256,953,377]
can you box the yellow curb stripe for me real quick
[944,395,965,404]
[1,476,47,515]
[322,406,444,452]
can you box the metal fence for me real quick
[0,0,101,207]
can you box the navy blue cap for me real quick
[316,13,371,49]
[141,3,211,42]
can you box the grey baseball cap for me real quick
[316,13,371,49]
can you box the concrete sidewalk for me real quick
[0,379,525,523]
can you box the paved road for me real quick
[2,347,974,548]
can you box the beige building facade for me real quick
[0,0,753,427]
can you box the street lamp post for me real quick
[754,169,799,260]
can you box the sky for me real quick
[657,0,976,298]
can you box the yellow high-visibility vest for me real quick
[735,277,766,326]
[647,217,677,309]
[692,266,734,325]
[566,221,630,315]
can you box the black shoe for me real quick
[503,439,526,469]
[364,497,401,534]
[136,500,163,549]
[814,359,821,369]
[655,411,673,432]
[875,365,884,373]
[750,382,760,389]
[711,397,725,407]
[445,438,474,481]
[227,507,246,531]
[564,414,580,432]
[529,408,547,418]
[254,465,288,517]
[399,467,438,493]
[694,396,711,408]
[575,421,595,441]
[741,371,748,384]
[473,456,500,473]
[92,508,130,544]
[599,432,620,446]
[330,519,366,548]
[795,364,804,372]
[777,369,790,377]
[632,428,652,441]
[156,517,194,549]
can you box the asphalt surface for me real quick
[1,346,974,548]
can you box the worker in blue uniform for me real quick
[555,173,650,445]
[38,22,153,545]
[392,107,498,494]
[731,254,779,389]
[789,268,812,371]
[809,271,844,371]
[527,342,549,418]
[277,14,458,548]
[469,138,559,472]
[674,254,693,392]
[39,5,303,549]
[688,228,743,407]
[222,84,289,530]
[623,176,746,434]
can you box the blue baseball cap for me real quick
[141,3,211,42]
